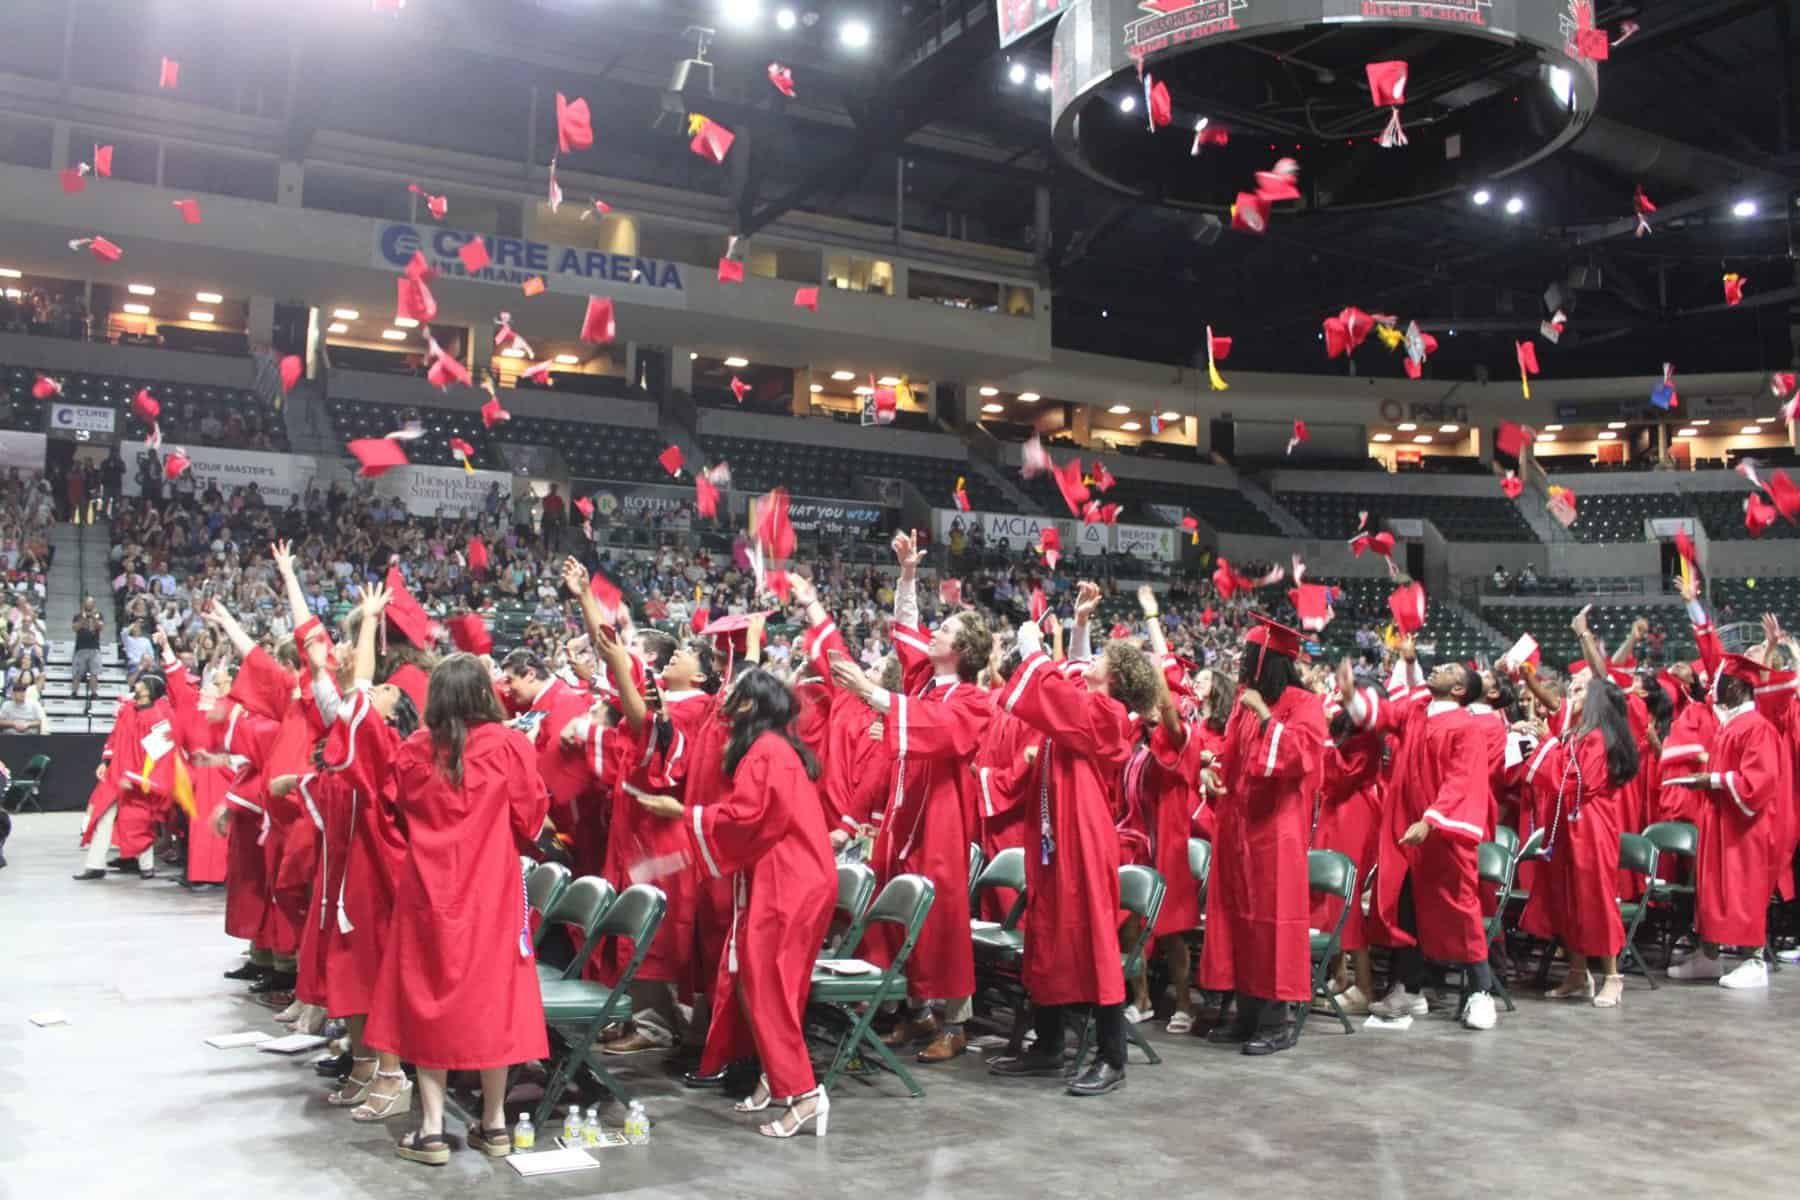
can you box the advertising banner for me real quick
[372,463,515,517]
[375,223,688,310]
[1113,523,1178,562]
[120,440,319,506]
[933,509,1126,558]
[48,402,116,436]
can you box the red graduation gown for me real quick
[687,733,835,1100]
[365,723,550,1070]
[79,698,141,846]
[1522,730,1626,957]
[1141,720,1207,935]
[163,664,229,883]
[999,652,1126,1007]
[1312,729,1384,951]
[220,705,279,941]
[972,711,1036,922]
[1199,686,1324,1003]
[518,677,600,835]
[1693,705,1785,948]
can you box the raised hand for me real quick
[1571,604,1592,638]
[1074,580,1102,621]
[270,539,295,577]
[1136,584,1159,618]
[358,582,392,621]
[788,572,818,609]
[561,556,589,595]
[891,530,924,571]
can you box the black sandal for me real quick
[468,1125,512,1158]
[395,1130,453,1166]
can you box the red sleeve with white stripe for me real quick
[999,651,1131,762]
[1711,720,1782,818]
[1423,718,1492,843]
[684,738,786,879]
[891,623,933,695]
[1242,700,1320,787]
[883,682,992,760]
[1690,601,1723,685]
[802,617,855,688]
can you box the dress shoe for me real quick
[72,868,106,881]
[1243,1025,1300,1056]
[107,858,142,874]
[880,1015,939,1048]
[916,1030,968,1062]
[681,1067,728,1089]
[249,970,297,995]
[987,1052,1064,1078]
[314,1050,353,1078]
[223,962,268,982]
[1204,1021,1254,1045]
[1066,1060,1126,1096]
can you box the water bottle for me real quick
[624,1100,650,1145]
[512,1111,535,1151]
[582,1104,602,1146]
[561,1106,582,1144]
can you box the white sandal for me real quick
[351,1069,414,1122]
[327,1057,379,1107]
[1166,1011,1194,1035]
[758,1087,828,1139]
[734,1074,772,1113]
[1593,974,1625,1009]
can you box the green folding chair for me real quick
[527,861,573,949]
[533,882,665,1124]
[1074,864,1167,1068]
[812,873,937,1098]
[1493,824,1519,861]
[1476,841,1522,1012]
[1188,837,1213,906]
[3,754,49,812]
[535,875,613,978]
[1643,820,1698,965]
[1616,833,1661,990]
[970,846,1027,967]
[823,861,877,959]
[967,841,984,904]
[1299,849,1356,1034]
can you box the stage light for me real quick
[1119,95,1136,114]
[1018,392,1040,402]
[1536,433,1556,442]
[333,308,359,320]
[981,403,1005,414]
[1504,195,1525,215]
[1161,411,1181,421]
[689,351,698,360]
[1733,199,1758,218]
[1758,416,1778,423]
[720,0,761,29]
[1101,308,1109,318]
[979,386,999,396]
[831,370,856,381]
[1108,404,1131,414]
[122,303,149,315]
[1739,424,1764,435]
[1677,428,1698,437]
[1033,72,1051,92]
[394,317,419,328]
[808,383,822,393]
[839,17,870,48]
[500,346,526,358]
[327,322,348,334]
[188,311,214,322]
[1544,424,1563,432]
[1692,419,1709,426]
[1007,62,1027,86]
[195,291,223,304]
[128,283,156,296]
[1371,433,1393,443]
[724,356,750,367]
[853,385,873,395]
[1121,421,1142,431]
[1397,422,1417,431]
[1471,189,1491,206]
[775,7,797,30]
[380,329,406,340]
[0,268,20,278]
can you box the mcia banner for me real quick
[120,440,319,506]
[374,223,689,311]
[371,463,515,518]
[933,509,1105,558]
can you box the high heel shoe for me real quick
[758,1088,828,1139]
[326,1057,379,1107]
[1546,971,1594,1000]
[1593,974,1625,1009]
[351,1070,414,1122]
[733,1074,772,1113]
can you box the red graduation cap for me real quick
[1036,526,1062,570]
[1286,420,1309,455]
[383,567,433,649]
[658,444,685,478]
[1246,613,1304,674]
[1366,60,1408,147]
[556,92,594,154]
[278,354,302,394]
[131,388,160,424]
[1082,500,1120,525]
[480,393,511,429]
[580,295,616,344]
[1633,185,1656,237]
[1200,605,1217,628]
[767,62,797,98]
[1547,485,1578,528]
[1050,457,1091,517]
[1029,586,1048,623]
[793,286,819,312]
[1723,273,1746,307]
[1767,469,1800,521]
[1771,371,1796,399]
[1387,580,1426,634]
[1577,27,1610,61]
[1715,652,1770,691]
[1746,493,1778,537]
[688,114,735,163]
[1322,315,1352,358]
[573,495,594,520]
[1147,77,1172,129]
[1674,529,1700,573]
[1515,340,1540,398]
[396,278,436,324]
[718,257,744,284]
[448,613,493,656]
[159,57,180,89]
[408,183,447,220]
[1349,530,1395,560]
[93,144,113,177]
[1253,157,1302,203]
[1289,583,1337,632]
[425,339,471,390]
[1231,192,1270,234]
[403,249,437,282]
[520,359,554,385]
[953,477,971,512]
[755,487,796,560]
[1501,471,1524,500]
[77,236,123,262]
[172,198,202,224]
[466,537,489,576]
[163,449,192,480]
[31,375,61,400]
[1494,419,1535,458]
[458,236,490,274]
[59,167,87,195]
[939,578,963,609]
[1092,461,1116,493]
[521,276,546,297]
[694,472,720,518]
[729,376,751,404]
[348,437,409,477]
[449,435,475,463]
[1181,513,1200,541]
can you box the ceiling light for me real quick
[1544,424,1563,432]
[1439,424,1459,433]
[981,403,1005,414]
[1536,433,1556,442]
[1120,421,1142,432]
[1692,419,1709,426]
[0,268,20,279]
[333,308,359,320]
[724,356,750,368]
[128,283,156,296]
[1739,425,1764,435]
[775,6,797,30]
[327,322,348,334]
[720,0,761,29]
[1007,62,1027,86]
[1597,430,1618,440]
[555,354,581,365]
[839,18,871,49]
[1504,195,1525,215]
[2,289,17,300]
[1018,392,1040,402]
[1471,189,1491,206]
[688,351,698,361]
[1757,416,1778,423]
[1732,199,1759,218]
[978,386,999,397]
[1161,411,1181,422]
[394,316,419,328]
[1397,422,1417,431]
[195,291,223,304]
[121,303,150,315]
[1677,427,1698,437]
[187,311,214,322]
[1606,421,1627,429]
[1033,72,1051,92]
[500,346,526,358]
[876,375,901,386]
[1372,433,1393,443]
[1119,95,1136,114]
[380,329,407,341]
[830,370,856,381]
[853,385,873,395]
[1107,404,1131,414]
[1413,434,1433,444]
[808,383,822,393]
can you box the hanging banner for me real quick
[375,224,688,309]
[784,496,890,535]
[371,463,514,517]
[119,440,318,505]
[1114,523,1178,562]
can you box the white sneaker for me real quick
[1720,958,1769,990]
[1370,984,1428,1019]
[1335,985,1371,1016]
[1668,952,1724,981]
[1461,991,1498,1031]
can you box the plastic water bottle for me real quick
[512,1111,535,1151]
[561,1106,582,1144]
[624,1100,650,1145]
[582,1104,602,1146]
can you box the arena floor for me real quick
[4,811,1793,1200]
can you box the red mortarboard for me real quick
[1494,419,1533,458]
[1674,529,1700,572]
[1082,501,1121,525]
[172,199,201,224]
[939,578,963,608]
[163,449,192,480]
[1723,273,1746,307]
[1547,486,1578,528]
[717,257,744,284]
[1289,583,1337,632]
[278,354,302,394]
[1767,470,1800,521]
[658,444,685,478]
[131,388,160,424]
[1232,192,1269,234]
[448,613,493,656]
[1746,493,1778,537]
[480,394,511,428]
[1190,119,1229,155]
[1051,457,1090,516]
[466,537,489,575]
[1516,340,1540,377]
[1092,461,1116,492]
[408,183,447,220]
[522,275,546,297]
[458,236,490,274]
[1349,530,1396,560]
[1387,581,1426,634]
[396,277,437,324]
[1182,514,1199,533]
[580,295,616,344]
[1037,527,1062,570]
[1201,605,1217,628]
[695,472,720,518]
[1770,371,1795,399]
[403,249,436,282]
[383,567,432,648]
[60,168,86,195]
[348,437,409,477]
[387,663,430,713]
[449,435,475,463]
[77,236,123,261]
[1366,60,1408,146]
[1577,27,1610,60]
[755,489,796,560]
[31,376,60,400]
[953,477,971,512]
[1323,315,1352,358]
[794,286,819,312]
[1247,613,1304,671]
[556,92,594,154]
[159,57,180,89]
[767,62,796,98]
[425,339,471,390]
[1253,158,1302,203]
[1147,78,1172,128]
[688,114,735,163]
[1286,420,1309,455]
[729,376,751,404]
[574,495,594,520]
[93,144,113,177]
[1501,471,1524,500]
[1029,586,1048,623]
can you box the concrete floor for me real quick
[4,811,1794,1200]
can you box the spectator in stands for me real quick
[120,619,154,682]
[71,597,104,701]
[101,448,125,509]
[1492,565,1511,592]
[7,631,44,691]
[541,484,565,550]
[1518,564,1539,594]
[0,681,45,734]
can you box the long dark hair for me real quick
[722,667,818,780]
[424,652,505,785]
[1246,647,1299,704]
[1578,678,1640,789]
[1637,670,1674,741]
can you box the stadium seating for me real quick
[1706,577,1800,636]
[1561,491,1691,544]
[1480,600,1697,672]
[695,432,997,509]
[1276,488,1534,542]
[1692,488,1800,541]
[1021,472,1283,536]
[5,362,287,451]
[328,397,665,480]
[1286,578,1491,664]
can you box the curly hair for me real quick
[948,611,994,682]
[1103,642,1160,717]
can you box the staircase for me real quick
[282,381,337,456]
[43,519,125,733]
[46,521,101,628]
[964,453,1039,514]
[1239,474,1310,538]
[1443,593,1512,656]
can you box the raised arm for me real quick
[1069,579,1099,661]
[595,623,648,735]
[1612,616,1647,665]
[201,597,257,659]
[1137,584,1169,658]
[1571,606,1610,681]
[270,539,311,632]
[891,530,922,629]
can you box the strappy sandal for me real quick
[1546,971,1594,1000]
[757,1088,828,1139]
[1593,974,1625,1009]
[468,1125,512,1158]
[326,1057,378,1107]
[352,1069,413,1122]
[733,1074,772,1113]
[395,1129,452,1166]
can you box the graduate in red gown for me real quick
[366,652,550,1166]
[635,664,836,1139]
[1313,685,1386,1015]
[1200,615,1326,1056]
[983,588,1162,1095]
[158,639,230,887]
[213,689,282,983]
[816,535,993,1065]
[75,676,177,880]
[501,644,603,871]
